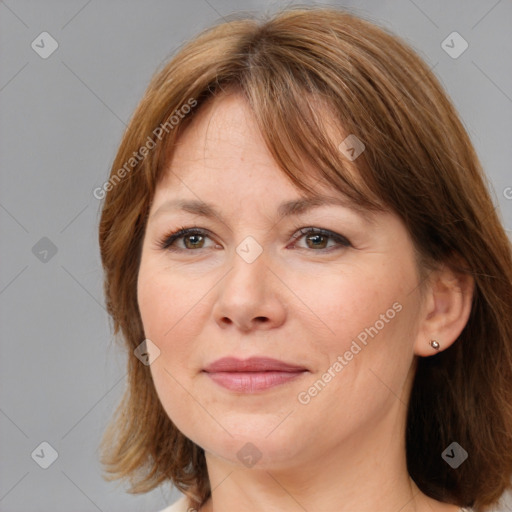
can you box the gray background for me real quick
[1,0,511,511]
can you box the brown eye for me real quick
[182,233,206,249]
[305,233,329,249]
[292,227,351,251]
[160,228,214,251]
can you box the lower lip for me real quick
[204,371,307,392]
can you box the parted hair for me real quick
[98,6,512,510]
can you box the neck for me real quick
[198,403,457,512]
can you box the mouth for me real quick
[203,370,308,392]
[202,356,309,393]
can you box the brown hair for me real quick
[98,6,512,510]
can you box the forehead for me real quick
[157,92,362,196]
[162,93,283,182]
[150,94,376,226]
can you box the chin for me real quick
[190,422,307,469]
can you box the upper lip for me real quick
[203,357,308,373]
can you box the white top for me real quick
[158,495,189,512]
[158,495,473,512]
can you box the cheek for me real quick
[136,257,214,406]
[137,258,204,346]
[290,264,396,346]
[137,266,168,343]
[300,256,420,380]
[137,262,200,430]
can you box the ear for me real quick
[414,265,474,357]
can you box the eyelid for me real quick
[157,225,352,252]
[158,226,213,251]
[287,226,351,248]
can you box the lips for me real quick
[202,357,308,393]
[203,356,308,373]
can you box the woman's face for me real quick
[137,93,427,470]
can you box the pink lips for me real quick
[202,356,308,393]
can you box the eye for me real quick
[289,227,351,252]
[158,226,352,253]
[158,227,217,251]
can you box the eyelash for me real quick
[157,225,352,253]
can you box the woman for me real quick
[98,6,512,512]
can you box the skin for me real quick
[137,93,474,512]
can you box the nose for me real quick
[212,247,287,332]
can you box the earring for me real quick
[430,340,440,350]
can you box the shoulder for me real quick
[157,495,191,512]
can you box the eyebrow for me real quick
[150,195,376,225]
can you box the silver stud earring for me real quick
[430,340,440,350]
